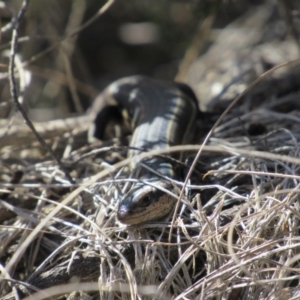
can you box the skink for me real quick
[91,76,199,225]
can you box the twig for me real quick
[8,0,74,183]
[1,0,116,84]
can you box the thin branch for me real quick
[8,0,74,183]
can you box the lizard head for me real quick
[117,183,175,225]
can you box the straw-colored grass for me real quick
[2,0,300,299]
[1,88,300,299]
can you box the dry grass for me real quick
[1,86,300,299]
[2,1,300,299]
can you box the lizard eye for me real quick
[139,195,152,207]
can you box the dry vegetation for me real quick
[1,0,300,299]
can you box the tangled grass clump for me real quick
[2,90,300,299]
